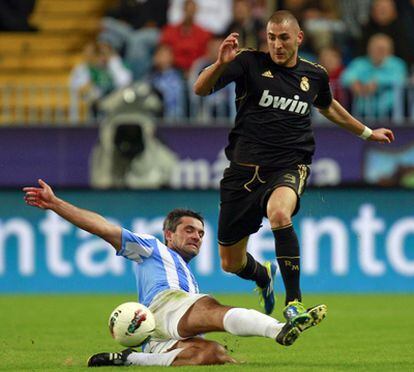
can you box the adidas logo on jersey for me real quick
[258,90,309,114]
[261,70,274,78]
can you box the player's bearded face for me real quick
[167,217,204,261]
[266,21,303,67]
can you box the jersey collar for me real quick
[266,53,300,70]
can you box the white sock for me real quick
[125,348,184,366]
[223,308,284,339]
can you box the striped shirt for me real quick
[117,228,199,307]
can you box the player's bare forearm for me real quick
[23,179,122,251]
[193,33,239,96]
[193,62,229,96]
[50,198,122,251]
[318,99,395,143]
[318,99,366,135]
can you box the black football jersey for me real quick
[212,50,333,167]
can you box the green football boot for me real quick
[283,300,327,332]
[256,261,277,315]
[276,302,327,346]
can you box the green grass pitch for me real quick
[1,294,414,371]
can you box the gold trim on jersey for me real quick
[299,57,316,66]
[299,57,328,73]
[233,49,257,102]
[235,91,247,102]
[271,223,293,231]
[235,47,255,56]
[297,164,308,195]
[235,67,249,102]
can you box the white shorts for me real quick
[143,289,208,354]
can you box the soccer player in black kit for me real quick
[194,10,394,328]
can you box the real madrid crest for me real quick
[300,77,310,92]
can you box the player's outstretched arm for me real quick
[193,33,239,96]
[23,179,122,251]
[318,99,395,143]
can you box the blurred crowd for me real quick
[2,0,414,122]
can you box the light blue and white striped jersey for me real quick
[117,228,200,307]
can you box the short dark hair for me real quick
[163,208,204,237]
[268,10,300,29]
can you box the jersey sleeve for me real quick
[210,50,249,93]
[313,68,333,109]
[117,228,157,263]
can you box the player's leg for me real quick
[219,240,276,314]
[218,164,276,314]
[87,338,236,367]
[177,295,302,346]
[87,347,181,367]
[219,237,273,295]
[170,338,236,365]
[219,236,249,273]
[126,338,235,366]
[266,185,301,305]
[267,179,327,327]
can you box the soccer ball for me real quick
[108,302,156,347]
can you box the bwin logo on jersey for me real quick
[259,90,309,114]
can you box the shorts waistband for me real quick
[230,162,310,172]
[230,161,282,172]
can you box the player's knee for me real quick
[268,209,291,227]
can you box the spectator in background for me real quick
[301,2,346,56]
[160,0,211,75]
[250,0,268,20]
[359,0,411,65]
[318,46,347,106]
[167,0,233,36]
[337,0,372,48]
[147,44,185,120]
[341,33,407,119]
[224,0,265,50]
[278,0,340,61]
[0,0,37,31]
[70,41,132,117]
[100,0,169,80]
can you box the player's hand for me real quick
[368,128,395,143]
[23,179,56,210]
[217,33,239,65]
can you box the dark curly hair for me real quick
[162,208,204,242]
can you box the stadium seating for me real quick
[0,0,115,125]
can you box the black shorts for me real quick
[218,162,310,246]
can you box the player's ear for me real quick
[164,229,173,245]
[297,30,304,46]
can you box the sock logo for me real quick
[284,260,300,271]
